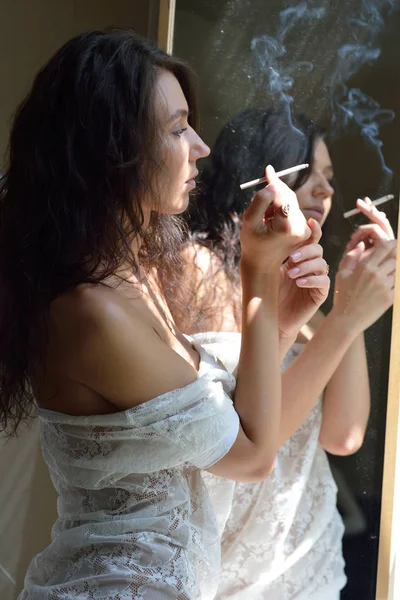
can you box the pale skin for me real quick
[33,70,312,484]
[176,138,396,455]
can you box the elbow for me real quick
[319,430,365,456]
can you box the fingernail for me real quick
[290,251,302,261]
[288,267,300,277]
[296,278,307,285]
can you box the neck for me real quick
[119,205,153,279]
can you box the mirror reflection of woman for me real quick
[0,34,322,599]
[172,108,396,599]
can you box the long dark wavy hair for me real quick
[188,108,324,286]
[0,29,199,434]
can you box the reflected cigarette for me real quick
[239,163,309,190]
[343,194,395,219]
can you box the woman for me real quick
[0,32,324,599]
[174,108,396,599]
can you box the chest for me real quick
[130,275,200,371]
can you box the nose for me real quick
[189,128,210,161]
[313,174,334,199]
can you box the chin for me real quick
[152,186,192,215]
[171,194,191,215]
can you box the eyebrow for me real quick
[168,109,189,123]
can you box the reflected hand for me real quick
[278,219,330,339]
[333,239,396,335]
[346,196,395,251]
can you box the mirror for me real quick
[172,1,400,598]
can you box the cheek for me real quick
[158,146,183,192]
[169,145,188,178]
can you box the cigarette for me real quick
[239,163,309,190]
[343,194,395,218]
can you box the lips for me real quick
[186,171,198,183]
[303,206,325,222]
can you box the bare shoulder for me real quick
[46,284,198,411]
[47,284,144,358]
[177,242,240,334]
[182,242,223,280]
[180,242,230,299]
[50,283,137,335]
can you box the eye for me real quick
[173,127,188,138]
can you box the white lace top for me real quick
[192,333,346,600]
[19,343,239,600]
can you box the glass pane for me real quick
[174,1,400,597]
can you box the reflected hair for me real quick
[188,108,324,283]
[0,28,198,434]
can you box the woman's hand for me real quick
[346,196,395,251]
[240,165,312,274]
[357,196,395,237]
[278,218,330,339]
[332,239,396,335]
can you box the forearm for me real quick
[319,333,370,455]
[234,262,281,465]
[279,332,298,361]
[279,311,358,446]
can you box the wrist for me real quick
[240,260,280,317]
[240,256,281,284]
[279,330,298,357]
[324,308,361,343]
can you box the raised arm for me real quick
[206,166,312,481]
[279,238,396,451]
[317,200,396,454]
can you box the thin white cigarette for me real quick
[239,163,309,190]
[343,194,395,218]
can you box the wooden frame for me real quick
[157,0,176,54]
[157,4,400,599]
[376,208,400,600]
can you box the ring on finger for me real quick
[280,204,290,218]
[325,264,330,276]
